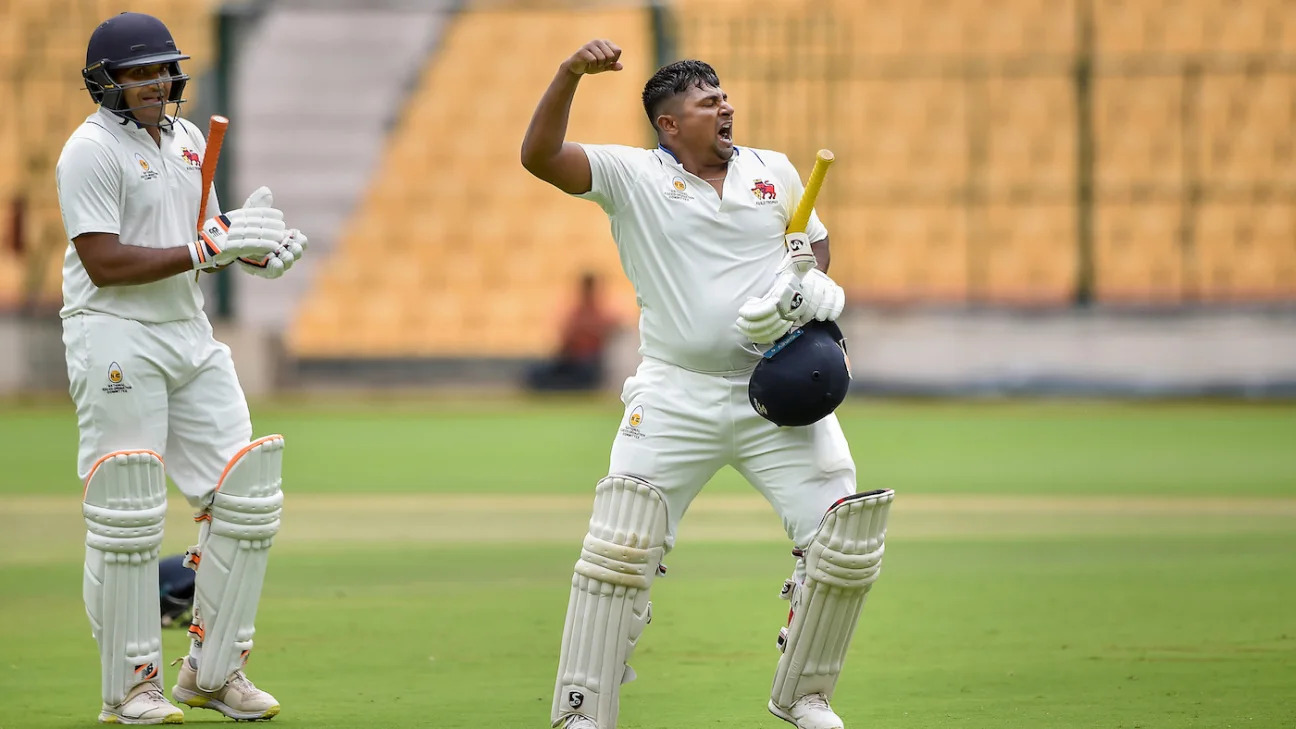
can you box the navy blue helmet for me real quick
[749,320,851,427]
[158,554,195,628]
[82,12,190,128]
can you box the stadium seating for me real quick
[288,7,649,357]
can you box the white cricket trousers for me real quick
[62,312,252,506]
[607,356,856,550]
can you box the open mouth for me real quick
[718,121,733,144]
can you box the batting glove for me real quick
[189,186,285,271]
[236,228,308,279]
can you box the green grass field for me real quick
[2,398,1295,728]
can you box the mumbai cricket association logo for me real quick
[751,179,777,204]
[619,405,646,440]
[102,361,132,395]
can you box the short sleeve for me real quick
[56,137,121,239]
[773,152,829,243]
[575,143,643,214]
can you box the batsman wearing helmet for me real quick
[522,40,894,729]
[56,12,307,724]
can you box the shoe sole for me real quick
[766,699,844,729]
[97,711,184,725]
[173,686,280,722]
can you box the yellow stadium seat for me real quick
[1094,76,1183,196]
[980,204,1076,304]
[1195,203,1296,301]
[1094,203,1184,303]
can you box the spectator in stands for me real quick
[526,272,617,391]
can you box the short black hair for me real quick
[642,60,721,130]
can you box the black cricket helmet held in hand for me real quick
[749,320,851,427]
[82,12,190,128]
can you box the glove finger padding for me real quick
[738,296,794,343]
[242,186,274,210]
[801,269,845,322]
[237,254,286,278]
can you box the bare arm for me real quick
[813,236,831,273]
[521,39,622,195]
[73,233,195,287]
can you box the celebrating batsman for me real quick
[522,40,894,729]
[56,12,307,724]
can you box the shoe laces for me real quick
[800,692,832,711]
[226,670,256,693]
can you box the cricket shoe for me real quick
[98,681,184,725]
[173,658,279,721]
[768,693,844,729]
[557,715,598,729]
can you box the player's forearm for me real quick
[81,240,195,287]
[521,67,582,172]
[813,237,831,273]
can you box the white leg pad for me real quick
[82,450,168,706]
[771,489,894,711]
[552,475,668,729]
[191,435,284,692]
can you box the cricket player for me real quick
[521,40,894,729]
[57,12,305,724]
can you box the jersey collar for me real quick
[654,143,742,171]
[96,106,176,141]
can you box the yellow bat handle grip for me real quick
[788,149,835,234]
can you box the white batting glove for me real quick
[236,228,308,279]
[793,268,846,324]
[188,186,285,271]
[737,293,796,344]
[783,231,817,276]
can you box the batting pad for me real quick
[552,476,668,729]
[82,450,168,705]
[193,435,284,691]
[771,489,894,711]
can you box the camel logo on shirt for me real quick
[103,362,133,394]
[180,147,201,167]
[751,180,777,200]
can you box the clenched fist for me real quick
[564,39,623,76]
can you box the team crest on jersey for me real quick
[664,176,693,202]
[134,153,159,181]
[180,147,201,168]
[103,361,132,395]
[620,405,646,439]
[751,179,777,203]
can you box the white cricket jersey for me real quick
[56,107,220,322]
[577,144,828,374]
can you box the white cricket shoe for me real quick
[98,681,184,725]
[172,658,279,721]
[558,715,598,729]
[768,693,844,729]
